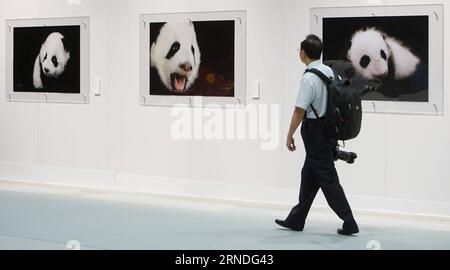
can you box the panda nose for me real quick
[44,68,50,73]
[180,63,193,73]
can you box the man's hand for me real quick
[286,108,305,152]
[286,136,296,152]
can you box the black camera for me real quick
[334,147,357,164]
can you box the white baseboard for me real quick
[1,161,450,219]
[0,162,115,189]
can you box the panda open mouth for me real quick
[171,73,188,93]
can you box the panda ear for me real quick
[150,22,165,45]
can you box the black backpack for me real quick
[304,68,362,141]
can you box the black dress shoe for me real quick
[337,226,359,236]
[275,219,304,231]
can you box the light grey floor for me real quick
[0,183,449,250]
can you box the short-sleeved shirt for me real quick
[295,60,334,119]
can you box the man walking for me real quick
[276,35,359,236]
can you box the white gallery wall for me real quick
[0,0,449,217]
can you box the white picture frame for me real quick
[139,10,247,107]
[5,16,90,104]
[310,4,444,115]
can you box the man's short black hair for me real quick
[300,34,323,60]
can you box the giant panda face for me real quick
[151,22,201,93]
[347,28,390,80]
[39,32,70,78]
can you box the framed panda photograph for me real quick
[140,11,246,107]
[6,17,90,104]
[311,5,444,115]
[323,16,429,102]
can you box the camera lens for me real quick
[334,148,357,164]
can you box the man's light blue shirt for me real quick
[295,60,334,119]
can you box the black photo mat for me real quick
[13,25,81,94]
[322,16,429,102]
[149,20,235,97]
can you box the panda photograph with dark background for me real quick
[149,20,235,97]
[322,16,429,102]
[13,25,80,94]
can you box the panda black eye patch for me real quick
[51,56,58,68]
[43,53,48,61]
[166,42,181,59]
[360,55,371,69]
[380,50,387,60]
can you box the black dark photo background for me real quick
[13,25,80,94]
[323,16,429,102]
[150,20,235,97]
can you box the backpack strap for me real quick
[310,104,320,120]
[304,68,333,85]
[304,68,333,119]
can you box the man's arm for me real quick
[286,107,306,152]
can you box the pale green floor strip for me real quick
[0,184,449,250]
[0,235,103,250]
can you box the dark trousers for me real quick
[286,119,357,228]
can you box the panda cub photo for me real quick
[33,32,71,89]
[13,25,80,94]
[323,16,429,102]
[347,28,420,81]
[150,20,235,97]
